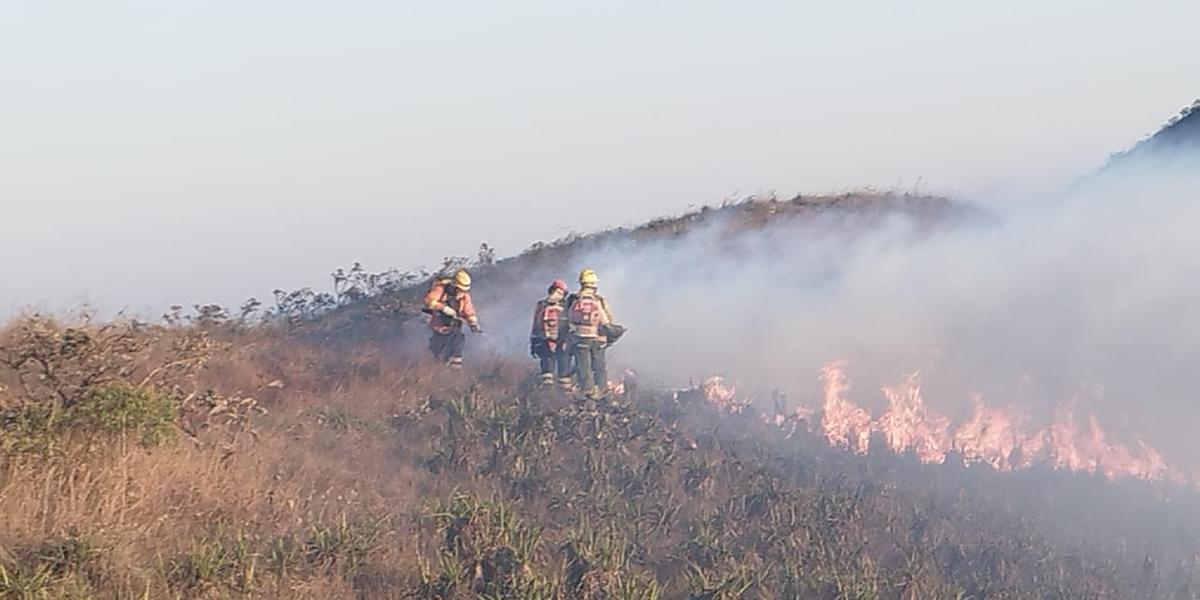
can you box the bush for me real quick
[0,383,177,455]
[0,403,61,455]
[69,382,177,447]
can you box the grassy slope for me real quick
[1,194,1198,599]
[317,192,983,341]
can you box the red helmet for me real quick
[549,278,569,293]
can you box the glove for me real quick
[530,338,539,357]
[440,306,457,318]
[470,322,482,333]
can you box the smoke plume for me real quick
[478,154,1200,470]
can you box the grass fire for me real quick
[2,28,1199,594]
[5,142,1200,597]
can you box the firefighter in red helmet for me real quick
[530,278,571,385]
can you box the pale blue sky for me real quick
[1,1,1196,317]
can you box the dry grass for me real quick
[2,313,1197,599]
[1,194,1198,598]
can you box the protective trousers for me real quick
[429,331,465,366]
[534,340,571,380]
[572,338,607,395]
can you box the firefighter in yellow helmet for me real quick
[565,268,620,397]
[423,269,481,369]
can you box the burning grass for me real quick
[1,313,1199,598]
[758,361,1176,483]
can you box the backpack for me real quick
[570,295,603,328]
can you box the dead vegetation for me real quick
[1,307,1198,599]
[1,193,1198,598]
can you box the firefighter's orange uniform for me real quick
[424,270,480,368]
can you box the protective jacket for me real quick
[531,298,565,342]
[566,289,614,341]
[424,279,478,334]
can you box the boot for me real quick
[540,372,554,385]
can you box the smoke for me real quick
[479,154,1200,467]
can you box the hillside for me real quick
[3,192,1200,599]
[1103,100,1200,171]
[317,191,981,340]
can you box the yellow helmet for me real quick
[453,269,472,291]
[578,268,598,287]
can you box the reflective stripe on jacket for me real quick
[531,299,564,340]
[567,290,612,339]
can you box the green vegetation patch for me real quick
[1,382,176,455]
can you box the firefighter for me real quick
[530,278,571,385]
[566,268,618,398]
[423,269,481,369]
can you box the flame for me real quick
[952,394,1024,470]
[801,361,1178,483]
[701,376,752,415]
[879,372,951,464]
[607,369,638,396]
[1012,403,1170,481]
[682,361,1173,484]
[819,361,873,454]
[766,401,813,438]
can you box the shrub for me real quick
[0,383,177,456]
[0,403,61,455]
[69,382,177,447]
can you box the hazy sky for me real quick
[1,1,1196,318]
